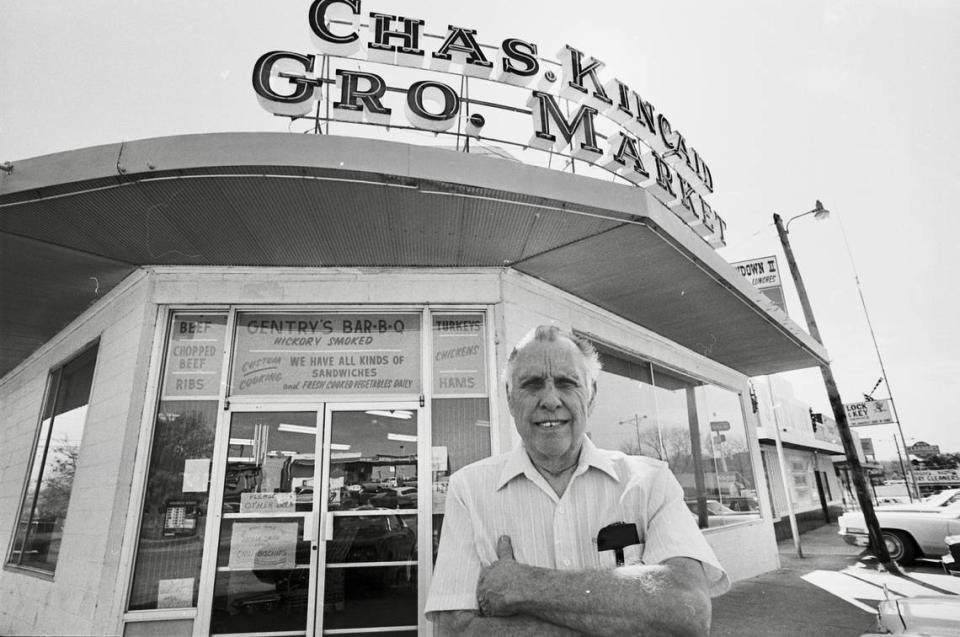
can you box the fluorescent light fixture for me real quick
[278,423,317,435]
[330,443,351,451]
[366,410,413,420]
[387,433,418,442]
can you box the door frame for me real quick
[196,400,427,636]
[197,402,326,637]
[317,401,424,636]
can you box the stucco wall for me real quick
[0,272,156,636]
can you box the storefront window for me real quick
[128,307,492,628]
[7,344,98,574]
[697,385,760,522]
[128,314,225,610]
[590,345,759,529]
[430,313,490,562]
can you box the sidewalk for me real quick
[710,523,960,636]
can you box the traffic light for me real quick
[809,408,823,432]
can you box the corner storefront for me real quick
[1,134,827,635]
[2,4,829,634]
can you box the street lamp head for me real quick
[812,200,830,220]
[783,200,831,231]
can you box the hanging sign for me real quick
[843,399,894,427]
[161,313,227,399]
[432,314,487,396]
[251,0,728,248]
[730,256,786,314]
[231,312,421,395]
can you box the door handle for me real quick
[325,513,335,541]
[303,511,313,540]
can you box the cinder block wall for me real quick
[0,272,155,636]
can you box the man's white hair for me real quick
[502,325,602,394]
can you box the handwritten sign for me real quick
[231,313,421,396]
[228,522,298,570]
[161,313,227,399]
[432,314,486,396]
[240,492,296,513]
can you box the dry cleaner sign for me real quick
[252,0,727,248]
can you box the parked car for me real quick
[876,489,960,513]
[861,594,960,636]
[368,486,418,509]
[685,499,756,527]
[838,502,960,564]
[327,513,416,564]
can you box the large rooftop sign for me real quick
[252,0,727,247]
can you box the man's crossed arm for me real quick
[432,535,711,637]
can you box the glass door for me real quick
[208,409,323,636]
[317,403,422,636]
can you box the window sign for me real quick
[227,522,298,570]
[432,314,486,396]
[161,314,227,399]
[240,492,296,513]
[231,313,421,396]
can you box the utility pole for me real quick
[774,211,902,575]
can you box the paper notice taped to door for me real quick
[182,458,210,493]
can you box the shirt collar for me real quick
[495,436,620,490]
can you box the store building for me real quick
[1,5,830,635]
[750,376,847,540]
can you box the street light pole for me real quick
[774,207,902,574]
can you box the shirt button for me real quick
[557,507,565,514]
[563,559,571,566]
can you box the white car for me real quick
[876,489,960,513]
[861,595,960,636]
[838,502,960,564]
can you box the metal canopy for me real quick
[0,133,828,379]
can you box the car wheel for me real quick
[882,530,916,564]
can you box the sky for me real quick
[2,0,959,458]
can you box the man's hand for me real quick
[476,535,526,617]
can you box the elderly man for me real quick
[425,325,729,636]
